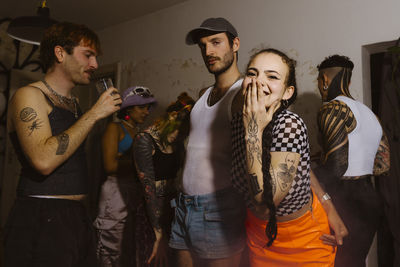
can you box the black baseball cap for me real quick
[185,17,238,45]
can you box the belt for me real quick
[341,174,372,181]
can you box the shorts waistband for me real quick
[15,196,86,209]
[174,187,236,207]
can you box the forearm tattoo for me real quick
[374,133,390,175]
[133,133,162,230]
[249,173,262,194]
[139,172,162,230]
[55,133,69,155]
[246,113,262,168]
[276,154,296,191]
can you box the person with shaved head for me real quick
[313,54,390,267]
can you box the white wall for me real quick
[97,0,400,154]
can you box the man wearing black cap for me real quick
[169,18,247,267]
[313,55,390,266]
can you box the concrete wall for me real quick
[97,0,400,154]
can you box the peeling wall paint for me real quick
[97,0,400,155]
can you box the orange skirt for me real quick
[246,191,336,267]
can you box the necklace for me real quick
[42,80,78,118]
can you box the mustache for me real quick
[85,70,95,79]
[206,56,220,62]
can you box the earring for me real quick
[124,115,130,121]
[282,99,289,108]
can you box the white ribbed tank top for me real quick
[182,79,242,195]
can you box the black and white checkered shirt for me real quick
[231,110,311,216]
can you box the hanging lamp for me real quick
[6,0,57,45]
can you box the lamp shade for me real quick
[7,6,57,45]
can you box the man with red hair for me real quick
[4,22,121,266]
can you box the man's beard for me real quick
[72,70,93,86]
[205,50,235,76]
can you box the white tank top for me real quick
[335,96,382,176]
[182,79,242,195]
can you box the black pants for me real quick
[328,177,383,267]
[4,197,97,267]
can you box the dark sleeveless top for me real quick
[148,134,180,182]
[9,92,88,196]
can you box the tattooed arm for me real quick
[269,152,300,205]
[314,100,356,182]
[133,132,167,265]
[373,131,390,176]
[243,113,300,210]
[133,133,161,230]
[8,83,121,175]
[242,77,282,213]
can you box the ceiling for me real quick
[0,0,188,31]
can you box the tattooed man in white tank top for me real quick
[313,55,390,267]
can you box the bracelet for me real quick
[321,193,331,202]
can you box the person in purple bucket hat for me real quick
[93,86,156,267]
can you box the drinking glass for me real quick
[95,77,114,94]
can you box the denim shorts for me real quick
[169,187,246,259]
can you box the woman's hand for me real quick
[320,200,349,248]
[147,230,169,267]
[243,78,280,133]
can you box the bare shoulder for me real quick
[8,83,48,127]
[105,121,120,131]
[12,83,45,101]
[102,121,122,148]
[10,82,51,112]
